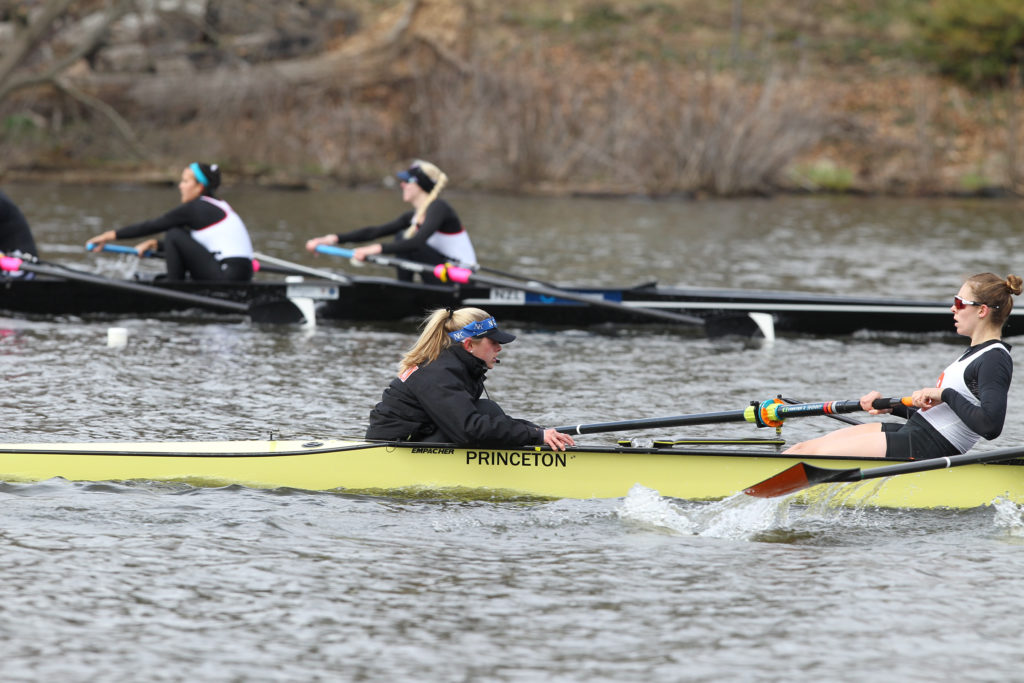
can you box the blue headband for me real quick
[190,162,209,187]
[448,317,497,342]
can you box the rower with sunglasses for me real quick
[365,306,575,450]
[785,272,1022,461]
[305,160,476,284]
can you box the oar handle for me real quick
[875,396,913,409]
[778,396,910,417]
[746,397,912,428]
[315,244,355,259]
[0,256,23,272]
[88,243,155,258]
[89,243,265,271]
[314,245,475,282]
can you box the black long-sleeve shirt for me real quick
[366,345,544,446]
[0,190,38,256]
[335,199,462,258]
[114,198,227,239]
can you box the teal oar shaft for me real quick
[314,245,706,327]
[92,244,150,256]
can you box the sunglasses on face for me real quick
[954,295,999,310]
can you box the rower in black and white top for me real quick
[86,163,254,282]
[305,160,476,284]
[784,272,1020,461]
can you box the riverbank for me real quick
[1,0,1021,199]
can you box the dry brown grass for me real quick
[3,0,1023,196]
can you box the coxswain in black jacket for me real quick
[366,345,545,446]
[0,189,38,258]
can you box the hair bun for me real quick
[1006,274,1023,296]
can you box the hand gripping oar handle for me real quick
[314,245,707,327]
[554,397,913,435]
[88,243,153,257]
[752,396,912,427]
[88,243,267,273]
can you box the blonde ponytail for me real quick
[403,160,448,238]
[398,306,490,375]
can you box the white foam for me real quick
[616,483,696,535]
[990,497,1024,536]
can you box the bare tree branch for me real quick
[0,0,134,102]
[53,77,149,159]
[0,0,79,98]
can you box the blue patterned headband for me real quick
[448,317,497,342]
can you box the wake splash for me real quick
[615,483,876,541]
[991,497,1024,536]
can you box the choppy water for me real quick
[2,183,1024,681]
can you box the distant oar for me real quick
[554,397,911,435]
[744,445,1024,499]
[2,257,305,324]
[447,259,561,288]
[314,245,706,328]
[251,251,352,285]
[447,258,770,337]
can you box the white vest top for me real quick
[192,196,254,261]
[426,229,477,266]
[920,343,1010,453]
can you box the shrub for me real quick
[911,0,1024,88]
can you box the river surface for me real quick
[2,183,1024,681]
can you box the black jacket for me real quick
[0,190,38,257]
[366,346,544,446]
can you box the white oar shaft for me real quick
[253,252,351,285]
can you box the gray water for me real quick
[2,182,1024,681]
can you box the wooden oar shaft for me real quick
[315,245,706,327]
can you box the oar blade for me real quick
[743,462,861,498]
[704,313,765,338]
[248,299,307,324]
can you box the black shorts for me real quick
[881,412,960,460]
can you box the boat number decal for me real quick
[488,288,526,304]
[286,284,340,300]
[466,450,568,468]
